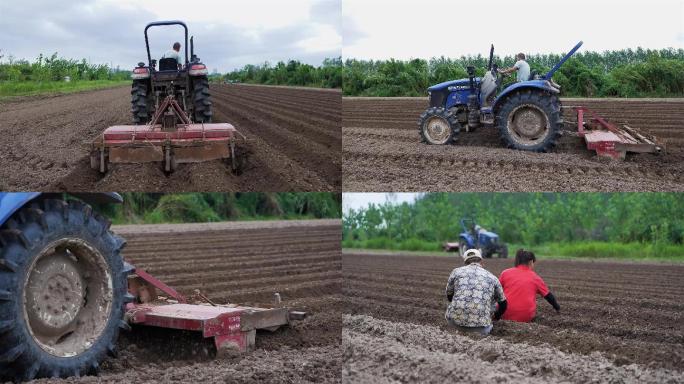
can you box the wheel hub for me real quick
[26,253,85,335]
[23,239,113,357]
[425,116,450,143]
[507,104,549,144]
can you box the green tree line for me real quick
[343,193,684,251]
[89,193,341,224]
[223,57,342,88]
[0,51,129,82]
[343,48,684,97]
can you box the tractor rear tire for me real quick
[496,90,561,152]
[418,107,460,145]
[499,245,508,258]
[0,199,130,381]
[192,76,213,123]
[131,81,151,125]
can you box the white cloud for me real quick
[343,193,420,213]
[343,0,684,60]
[0,0,341,71]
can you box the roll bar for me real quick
[144,20,189,67]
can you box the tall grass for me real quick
[520,242,684,260]
[0,80,128,98]
[343,239,684,261]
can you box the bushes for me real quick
[343,193,684,255]
[89,193,341,224]
[224,58,342,88]
[343,48,684,97]
[0,52,129,82]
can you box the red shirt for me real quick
[499,265,549,322]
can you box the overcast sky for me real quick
[343,0,684,59]
[343,193,420,213]
[0,0,341,72]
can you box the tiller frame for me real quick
[124,264,306,355]
[573,106,664,160]
[91,95,240,173]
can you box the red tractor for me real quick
[91,21,245,174]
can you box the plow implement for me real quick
[573,106,664,160]
[91,95,243,173]
[126,265,306,355]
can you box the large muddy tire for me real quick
[0,199,131,381]
[418,107,460,145]
[496,90,561,152]
[131,81,151,124]
[192,76,213,123]
[499,245,508,259]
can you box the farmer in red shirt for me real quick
[498,249,560,322]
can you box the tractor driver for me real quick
[445,249,508,336]
[162,42,183,70]
[498,53,530,82]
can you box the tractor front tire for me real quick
[496,90,561,152]
[0,199,130,381]
[418,107,460,145]
[192,76,213,123]
[131,80,151,124]
[458,241,467,258]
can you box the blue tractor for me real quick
[444,218,508,258]
[419,41,583,152]
[0,193,129,381]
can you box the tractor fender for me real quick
[492,80,559,111]
[459,233,474,248]
[0,193,122,226]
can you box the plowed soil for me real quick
[0,84,341,192]
[343,97,684,191]
[23,220,341,383]
[342,252,684,383]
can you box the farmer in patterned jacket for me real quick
[445,248,508,335]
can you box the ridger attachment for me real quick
[125,266,306,355]
[573,106,664,160]
[91,95,244,173]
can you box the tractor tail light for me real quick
[131,67,150,79]
[189,64,209,76]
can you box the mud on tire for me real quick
[418,107,460,145]
[0,199,130,381]
[496,89,562,152]
[192,76,213,123]
[131,80,151,124]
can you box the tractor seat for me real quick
[528,70,538,81]
[159,57,178,71]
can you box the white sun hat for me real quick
[463,248,482,263]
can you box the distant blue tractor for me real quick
[444,218,508,258]
[419,41,583,152]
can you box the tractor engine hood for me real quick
[428,78,482,92]
[478,231,499,245]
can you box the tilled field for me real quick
[342,252,684,383]
[24,220,342,384]
[343,97,684,191]
[0,84,341,191]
